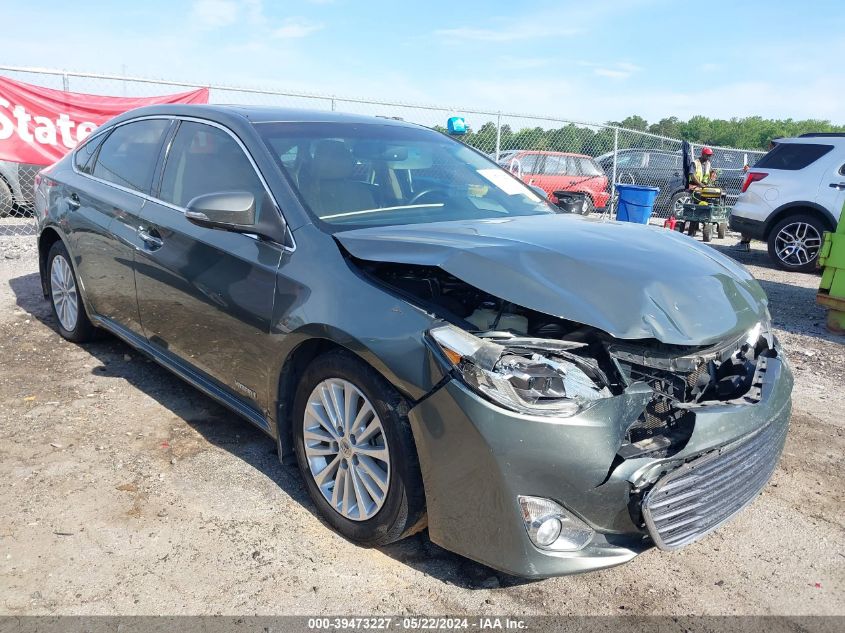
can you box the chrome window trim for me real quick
[70,114,296,252]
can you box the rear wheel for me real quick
[717,222,727,239]
[702,223,712,242]
[46,241,97,342]
[767,213,826,272]
[292,350,426,546]
[581,196,595,216]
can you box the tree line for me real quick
[438,115,845,157]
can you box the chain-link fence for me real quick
[0,65,766,255]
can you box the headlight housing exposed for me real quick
[429,324,610,417]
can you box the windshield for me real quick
[254,122,555,229]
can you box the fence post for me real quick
[62,72,69,92]
[495,112,502,162]
[610,127,619,215]
[331,97,336,112]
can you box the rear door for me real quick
[532,154,576,197]
[66,118,172,335]
[134,119,284,412]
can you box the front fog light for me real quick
[518,495,594,552]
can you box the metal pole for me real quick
[331,97,336,112]
[495,112,502,162]
[610,127,619,216]
[62,72,69,92]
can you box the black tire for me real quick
[292,350,426,546]
[717,222,727,239]
[702,223,712,243]
[767,213,827,273]
[675,221,686,233]
[687,221,699,237]
[669,191,691,218]
[46,241,98,343]
[581,196,595,216]
[0,178,13,219]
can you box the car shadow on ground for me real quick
[7,271,532,590]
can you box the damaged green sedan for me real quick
[35,105,792,577]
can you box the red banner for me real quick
[0,76,209,166]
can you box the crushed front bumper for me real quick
[407,355,793,578]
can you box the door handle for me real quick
[137,227,164,249]
[830,183,845,190]
[66,193,80,210]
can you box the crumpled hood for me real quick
[335,214,769,346]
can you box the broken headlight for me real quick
[429,324,610,417]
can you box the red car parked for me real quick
[498,150,610,213]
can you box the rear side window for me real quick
[73,132,107,175]
[647,153,675,169]
[159,121,265,210]
[92,120,170,193]
[755,143,834,171]
[541,155,572,175]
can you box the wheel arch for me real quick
[272,329,437,464]
[37,226,65,297]
[763,202,837,240]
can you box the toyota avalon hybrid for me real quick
[34,105,793,578]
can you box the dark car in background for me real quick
[34,104,791,578]
[596,147,756,217]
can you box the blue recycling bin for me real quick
[615,184,660,224]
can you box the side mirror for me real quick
[185,191,288,245]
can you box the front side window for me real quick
[92,120,170,193]
[615,152,644,168]
[647,153,675,169]
[255,122,553,229]
[159,121,266,210]
[755,143,834,171]
[576,157,603,176]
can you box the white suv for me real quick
[730,134,845,272]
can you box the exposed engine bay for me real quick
[355,258,778,459]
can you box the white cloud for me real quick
[191,0,240,28]
[272,17,323,38]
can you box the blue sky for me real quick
[1,0,842,124]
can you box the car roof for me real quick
[102,104,422,129]
[776,135,845,147]
[512,150,593,159]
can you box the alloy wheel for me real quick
[303,378,390,521]
[672,193,691,215]
[774,221,822,268]
[50,254,79,332]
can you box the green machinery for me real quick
[675,187,729,243]
[817,207,845,334]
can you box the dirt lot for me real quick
[0,228,843,616]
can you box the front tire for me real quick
[292,350,426,546]
[702,223,712,242]
[767,213,826,273]
[581,196,595,216]
[46,240,97,342]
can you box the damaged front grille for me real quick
[642,417,788,550]
[610,329,775,458]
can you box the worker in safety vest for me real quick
[688,147,716,189]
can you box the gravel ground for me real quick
[0,227,843,616]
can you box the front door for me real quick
[816,158,845,221]
[133,120,283,412]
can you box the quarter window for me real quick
[755,143,834,171]
[73,131,107,175]
[159,122,266,210]
[92,120,170,193]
